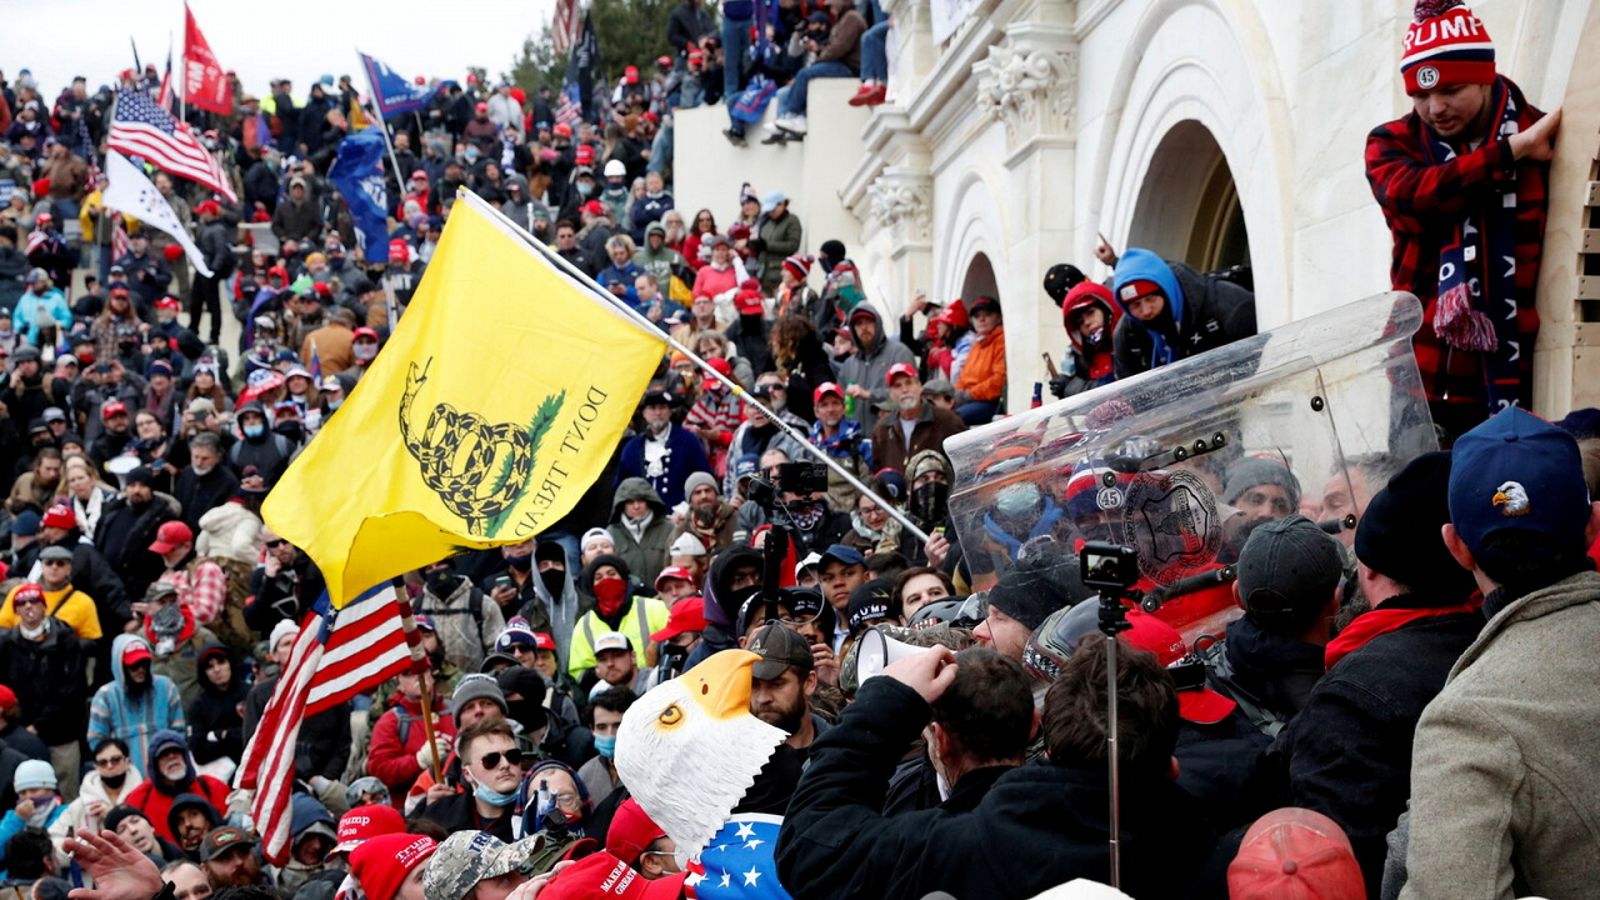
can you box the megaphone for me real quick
[855,627,926,683]
[105,455,142,488]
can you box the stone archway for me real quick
[1125,120,1251,272]
[960,252,1000,305]
[1089,0,1292,324]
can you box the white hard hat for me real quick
[604,159,627,178]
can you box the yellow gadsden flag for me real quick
[263,191,665,607]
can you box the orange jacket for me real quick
[956,326,1007,402]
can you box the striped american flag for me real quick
[108,88,237,203]
[111,220,131,262]
[551,0,582,56]
[235,583,423,864]
[555,81,583,130]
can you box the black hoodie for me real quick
[683,547,763,668]
[187,643,248,765]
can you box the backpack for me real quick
[1201,640,1288,738]
[203,556,257,655]
[422,583,488,652]
[228,432,293,469]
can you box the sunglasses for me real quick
[477,749,525,770]
[95,754,126,767]
[264,539,289,549]
[13,596,44,607]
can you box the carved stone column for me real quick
[867,167,934,253]
[970,22,1079,409]
[973,29,1077,156]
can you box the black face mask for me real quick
[911,481,950,524]
[507,556,532,572]
[540,567,567,598]
[274,421,304,443]
[427,569,456,595]
[99,771,128,790]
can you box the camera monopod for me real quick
[1079,541,1143,890]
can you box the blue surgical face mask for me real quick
[474,782,520,808]
[243,423,266,439]
[593,734,616,759]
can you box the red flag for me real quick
[183,2,232,115]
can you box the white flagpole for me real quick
[455,187,931,545]
[174,30,184,123]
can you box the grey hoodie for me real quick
[606,478,674,587]
[836,304,915,433]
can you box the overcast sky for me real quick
[5,0,554,101]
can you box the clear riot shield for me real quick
[945,292,1435,639]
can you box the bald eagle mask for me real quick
[614,649,787,864]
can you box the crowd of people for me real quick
[0,0,1590,898]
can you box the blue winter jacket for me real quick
[86,634,187,778]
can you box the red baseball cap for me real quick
[0,685,15,711]
[1228,808,1365,899]
[532,631,558,652]
[581,199,605,217]
[154,296,181,310]
[1117,279,1164,304]
[194,200,222,216]
[122,641,153,666]
[553,123,573,137]
[330,804,405,857]
[605,799,666,865]
[149,520,195,555]
[623,65,640,84]
[885,363,919,386]
[813,381,844,405]
[349,834,438,900]
[1121,610,1236,725]
[650,596,708,642]
[538,851,684,900]
[653,566,696,592]
[9,584,43,610]
[101,400,129,420]
[354,327,380,341]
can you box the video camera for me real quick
[745,461,830,511]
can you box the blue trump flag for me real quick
[328,128,390,263]
[359,52,440,119]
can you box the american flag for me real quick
[111,220,131,262]
[555,81,582,130]
[74,114,100,184]
[108,88,236,203]
[551,0,582,56]
[156,48,174,111]
[235,583,423,864]
[686,814,791,899]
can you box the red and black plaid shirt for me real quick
[1365,78,1548,427]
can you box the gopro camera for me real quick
[1080,541,1139,593]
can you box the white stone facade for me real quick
[674,0,1600,414]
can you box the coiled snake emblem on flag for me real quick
[399,357,565,537]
